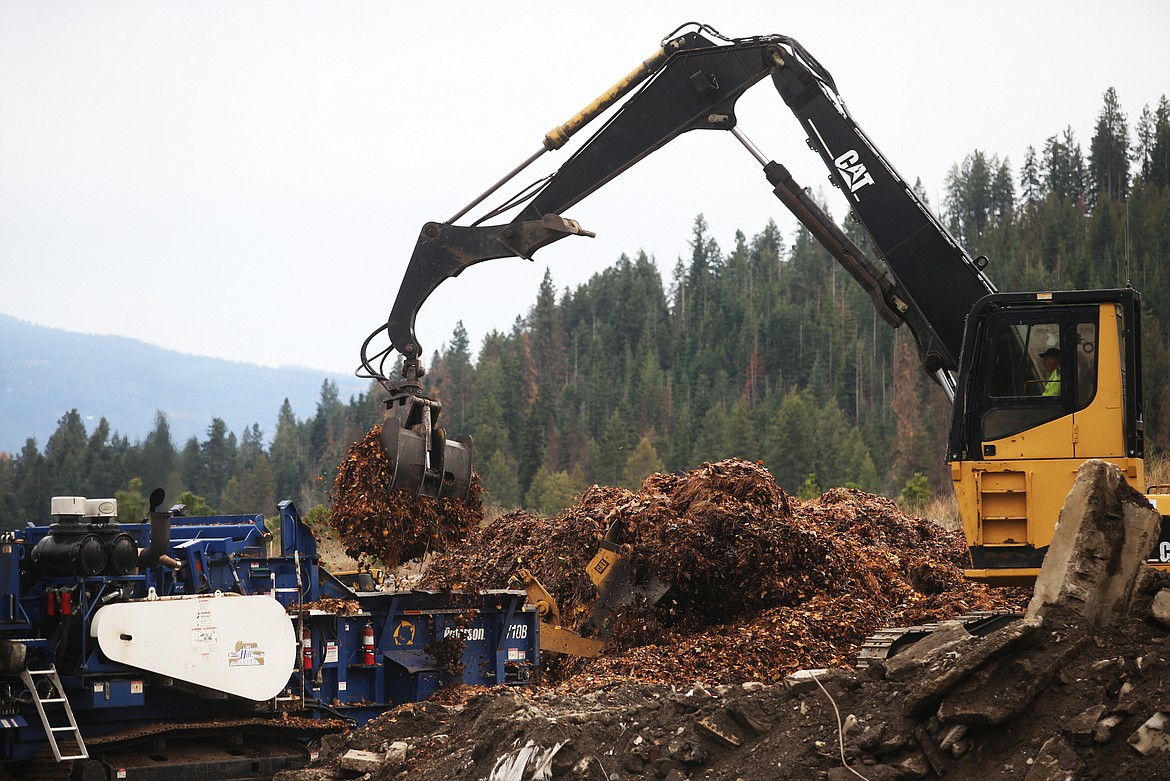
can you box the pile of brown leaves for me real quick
[424,459,1028,687]
[298,598,363,616]
[329,426,484,567]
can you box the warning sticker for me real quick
[192,627,218,659]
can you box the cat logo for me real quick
[834,149,875,194]
[394,620,416,646]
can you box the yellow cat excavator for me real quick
[358,23,1170,591]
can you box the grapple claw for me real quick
[379,388,473,500]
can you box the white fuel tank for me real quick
[91,592,296,701]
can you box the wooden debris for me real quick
[299,598,363,616]
[423,458,1028,688]
[329,425,484,567]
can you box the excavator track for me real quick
[856,610,1024,668]
[15,715,346,781]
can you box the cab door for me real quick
[973,313,1087,462]
[960,308,1093,552]
[1071,305,1126,459]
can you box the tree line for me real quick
[2,88,1168,526]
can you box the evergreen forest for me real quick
[3,88,1170,527]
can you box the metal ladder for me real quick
[20,666,87,762]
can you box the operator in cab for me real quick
[1040,347,1061,397]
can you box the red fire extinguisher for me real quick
[302,626,313,672]
[45,589,57,617]
[362,622,375,666]
[59,588,72,616]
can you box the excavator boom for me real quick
[362,25,993,498]
[361,24,1167,587]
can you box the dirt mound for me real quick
[423,459,1027,687]
[328,425,484,567]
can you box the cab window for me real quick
[976,309,1098,442]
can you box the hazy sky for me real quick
[2,1,1167,376]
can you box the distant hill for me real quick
[0,313,372,454]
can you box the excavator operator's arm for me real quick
[362,23,995,499]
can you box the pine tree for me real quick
[481,450,521,510]
[199,418,235,507]
[1150,96,1170,189]
[1020,145,1044,206]
[270,400,304,504]
[116,476,149,523]
[1135,104,1156,184]
[83,418,122,497]
[623,436,665,489]
[238,423,265,471]
[44,410,88,496]
[14,438,47,521]
[139,412,176,495]
[1088,87,1131,205]
[1043,128,1087,204]
[763,388,818,492]
[445,321,475,432]
[308,380,343,467]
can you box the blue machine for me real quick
[0,495,540,778]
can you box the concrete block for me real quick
[782,668,832,694]
[339,748,384,774]
[1027,460,1160,628]
[386,741,408,764]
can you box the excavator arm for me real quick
[361,24,995,498]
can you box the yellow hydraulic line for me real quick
[542,45,671,150]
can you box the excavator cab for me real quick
[949,290,1150,583]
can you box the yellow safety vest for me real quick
[1042,368,1061,397]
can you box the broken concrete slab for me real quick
[937,634,1088,725]
[901,616,1042,716]
[879,620,974,682]
[893,751,929,778]
[937,723,968,752]
[782,668,833,694]
[912,724,948,776]
[338,748,384,774]
[1027,460,1160,628]
[386,740,408,764]
[1128,711,1170,755]
[854,721,911,755]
